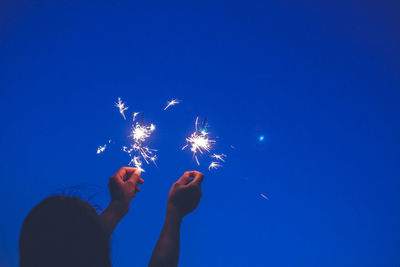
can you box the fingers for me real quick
[177,171,204,187]
[190,171,204,186]
[177,171,192,184]
[125,168,141,182]
[113,167,142,181]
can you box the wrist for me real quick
[108,200,130,217]
[166,204,183,223]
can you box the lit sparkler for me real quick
[122,121,157,171]
[115,97,128,120]
[182,117,215,165]
[164,99,180,110]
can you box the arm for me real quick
[99,167,144,236]
[149,171,204,267]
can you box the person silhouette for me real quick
[19,167,204,267]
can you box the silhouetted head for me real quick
[19,195,111,267]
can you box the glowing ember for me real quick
[115,97,128,120]
[164,99,181,110]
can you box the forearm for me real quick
[99,201,129,236]
[149,206,183,267]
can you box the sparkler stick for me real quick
[115,97,128,120]
[164,99,180,110]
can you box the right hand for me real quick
[108,167,144,213]
[167,171,204,218]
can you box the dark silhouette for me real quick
[19,195,111,267]
[19,167,204,267]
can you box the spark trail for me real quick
[164,99,180,110]
[115,97,128,120]
[132,112,140,121]
[211,153,226,162]
[208,161,222,170]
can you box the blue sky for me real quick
[0,1,399,266]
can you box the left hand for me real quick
[166,171,204,219]
[108,167,144,213]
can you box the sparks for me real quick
[211,153,226,162]
[130,156,144,172]
[96,144,107,154]
[260,194,269,200]
[182,117,215,165]
[164,99,181,110]
[132,112,140,121]
[115,97,128,120]
[208,161,222,170]
[129,122,157,169]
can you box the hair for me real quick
[19,195,111,267]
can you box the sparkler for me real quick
[164,99,180,110]
[122,121,157,171]
[182,117,215,165]
[105,97,227,172]
[115,97,128,120]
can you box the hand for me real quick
[108,167,144,214]
[167,171,204,219]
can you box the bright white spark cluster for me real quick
[164,99,180,110]
[115,97,128,120]
[122,122,157,172]
[182,117,216,166]
[97,144,107,154]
